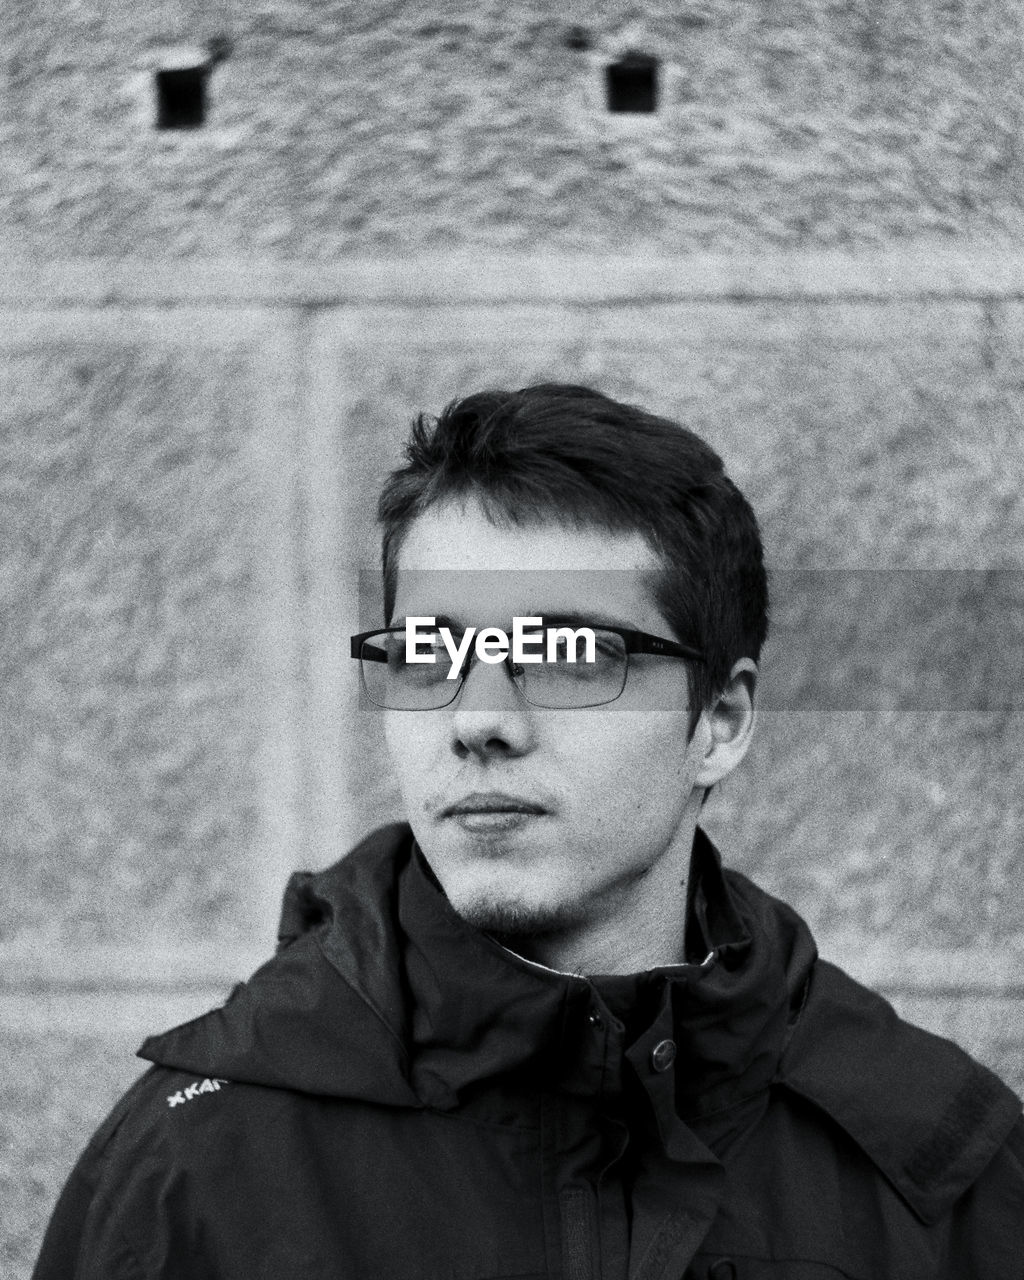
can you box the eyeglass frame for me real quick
[349,623,705,710]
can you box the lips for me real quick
[443,792,548,818]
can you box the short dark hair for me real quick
[377,383,768,717]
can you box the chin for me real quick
[451,889,585,942]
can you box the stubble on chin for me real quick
[452,890,587,945]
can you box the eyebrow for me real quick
[531,611,632,630]
[393,613,463,630]
[393,611,632,631]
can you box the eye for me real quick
[518,627,545,650]
[400,628,447,659]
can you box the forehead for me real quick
[392,499,666,627]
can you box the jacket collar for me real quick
[140,824,808,1116]
[391,825,813,1114]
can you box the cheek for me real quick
[614,720,701,833]
[561,712,695,790]
[384,714,441,793]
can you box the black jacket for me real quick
[34,825,1024,1279]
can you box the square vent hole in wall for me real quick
[156,65,209,128]
[605,52,660,113]
[153,40,230,130]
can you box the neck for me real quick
[498,836,694,976]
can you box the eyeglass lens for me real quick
[358,627,629,710]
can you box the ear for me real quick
[693,658,758,789]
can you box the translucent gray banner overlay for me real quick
[356,569,1023,711]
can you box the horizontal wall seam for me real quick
[0,293,1014,309]
[2,252,1024,305]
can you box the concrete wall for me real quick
[5,4,1024,1272]
[2,252,1022,1278]
[5,0,1024,257]
[0,306,300,958]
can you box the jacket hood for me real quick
[139,823,1020,1222]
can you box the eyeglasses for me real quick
[350,624,704,710]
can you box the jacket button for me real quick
[650,1038,676,1072]
[708,1261,737,1279]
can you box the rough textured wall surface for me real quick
[0,333,265,951]
[4,0,1024,256]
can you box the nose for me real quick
[451,653,537,762]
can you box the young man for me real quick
[35,385,1022,1278]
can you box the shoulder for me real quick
[779,958,1023,1227]
[37,1065,302,1279]
[34,1066,255,1280]
[89,1063,292,1174]
[69,1066,263,1211]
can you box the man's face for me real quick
[383,497,709,941]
